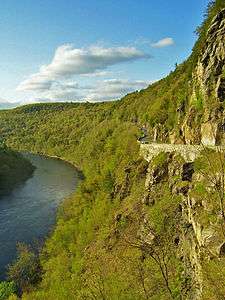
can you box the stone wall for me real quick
[140,142,224,162]
[140,143,202,162]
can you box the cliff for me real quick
[180,8,225,146]
[141,148,225,299]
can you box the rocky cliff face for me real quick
[138,9,225,299]
[140,149,225,299]
[176,9,225,146]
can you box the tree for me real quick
[195,144,225,221]
[7,243,42,293]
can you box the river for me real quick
[0,152,81,280]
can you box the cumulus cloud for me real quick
[151,37,174,48]
[17,75,54,92]
[17,44,149,92]
[31,79,150,102]
[84,79,150,102]
[39,81,82,101]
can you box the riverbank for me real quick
[0,152,81,280]
[20,150,84,179]
[0,147,35,196]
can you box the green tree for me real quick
[7,243,42,293]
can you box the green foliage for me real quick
[192,0,225,65]
[0,147,34,196]
[193,149,225,225]
[152,152,168,168]
[7,244,42,293]
[202,258,225,299]
[0,281,16,300]
[193,88,204,113]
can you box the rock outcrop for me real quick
[175,9,225,146]
[140,150,225,299]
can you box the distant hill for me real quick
[0,101,21,110]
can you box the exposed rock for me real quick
[142,192,155,206]
[138,9,225,299]
[216,76,225,101]
[180,9,225,145]
[182,163,194,182]
[219,242,225,257]
[114,213,122,222]
[201,122,218,146]
[199,8,225,94]
[140,150,225,298]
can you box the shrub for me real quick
[7,244,42,293]
[0,281,16,300]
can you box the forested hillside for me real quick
[0,1,224,299]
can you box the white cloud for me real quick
[29,79,150,102]
[17,44,149,92]
[42,81,83,101]
[80,71,113,78]
[0,98,22,109]
[84,79,150,102]
[151,37,174,48]
[17,75,54,92]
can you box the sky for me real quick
[0,0,210,106]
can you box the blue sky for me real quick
[0,0,209,105]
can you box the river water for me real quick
[0,153,81,280]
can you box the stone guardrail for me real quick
[139,143,224,162]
